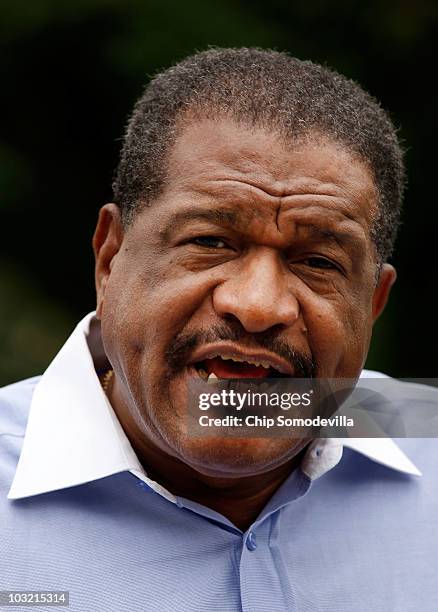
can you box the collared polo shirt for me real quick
[1,313,437,611]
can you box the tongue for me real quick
[204,357,270,379]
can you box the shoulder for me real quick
[0,376,40,436]
[358,371,438,476]
[0,376,41,493]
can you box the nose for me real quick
[212,248,300,333]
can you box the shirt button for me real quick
[246,531,257,551]
[311,444,323,458]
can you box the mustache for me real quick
[165,321,316,378]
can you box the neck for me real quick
[107,378,308,531]
[132,436,307,530]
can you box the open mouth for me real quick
[193,355,290,381]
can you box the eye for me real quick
[192,236,228,249]
[302,256,340,271]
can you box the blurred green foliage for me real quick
[1,0,437,384]
[0,260,75,382]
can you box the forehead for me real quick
[161,116,378,226]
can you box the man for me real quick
[1,48,437,611]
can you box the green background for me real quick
[1,0,437,385]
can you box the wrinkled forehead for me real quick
[162,116,379,225]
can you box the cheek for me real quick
[303,290,373,377]
[101,253,219,368]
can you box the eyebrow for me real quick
[299,223,360,249]
[159,208,240,241]
[159,206,363,249]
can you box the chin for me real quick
[173,436,305,478]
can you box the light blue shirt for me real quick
[1,314,437,611]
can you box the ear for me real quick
[92,203,124,320]
[372,263,397,323]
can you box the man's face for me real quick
[94,117,395,477]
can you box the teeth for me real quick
[216,354,271,369]
[198,369,219,381]
[196,353,286,375]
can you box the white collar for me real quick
[7,313,421,501]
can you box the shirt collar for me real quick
[7,312,421,501]
[8,312,176,502]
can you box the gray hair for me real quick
[113,47,405,264]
